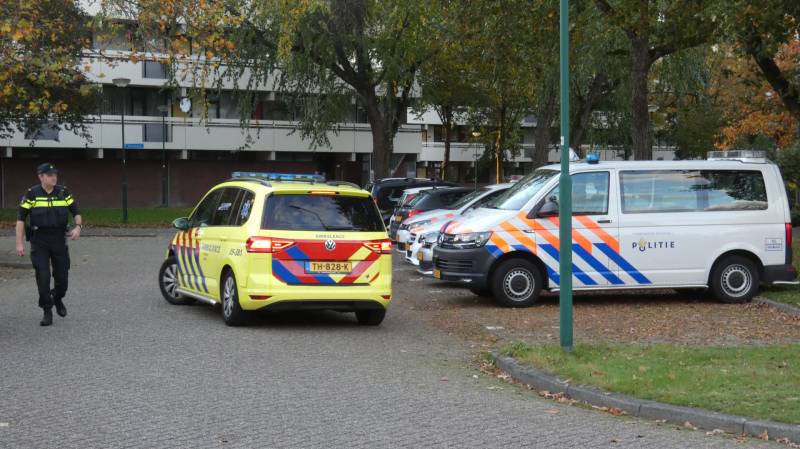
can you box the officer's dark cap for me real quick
[37,163,58,175]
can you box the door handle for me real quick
[523,229,535,234]
[597,219,612,224]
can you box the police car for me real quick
[402,183,513,269]
[158,173,392,326]
[432,151,798,306]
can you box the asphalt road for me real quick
[0,232,778,448]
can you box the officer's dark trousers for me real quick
[30,231,70,310]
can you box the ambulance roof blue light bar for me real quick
[232,172,326,183]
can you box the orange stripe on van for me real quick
[489,232,512,253]
[500,220,537,252]
[531,220,560,248]
[575,215,619,253]
[547,217,593,253]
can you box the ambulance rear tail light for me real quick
[246,236,295,253]
[407,209,424,219]
[363,239,392,254]
[786,223,793,264]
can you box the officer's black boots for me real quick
[51,290,67,317]
[40,309,53,326]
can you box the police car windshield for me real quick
[263,194,384,232]
[444,188,488,210]
[485,169,558,210]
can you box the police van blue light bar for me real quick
[232,172,326,182]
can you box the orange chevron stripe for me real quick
[499,220,537,252]
[489,232,512,253]
[531,220,560,248]
[547,217,593,254]
[575,215,619,252]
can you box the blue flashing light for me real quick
[232,172,326,182]
[586,153,600,164]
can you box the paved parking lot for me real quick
[0,232,779,448]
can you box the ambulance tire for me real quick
[356,309,386,326]
[220,271,247,326]
[492,259,542,307]
[710,255,759,304]
[158,257,195,305]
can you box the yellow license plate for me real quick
[433,269,441,279]
[395,215,403,222]
[417,251,424,261]
[307,261,353,274]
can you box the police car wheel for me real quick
[220,271,246,326]
[355,309,385,326]
[158,257,195,305]
[710,256,759,304]
[492,259,542,307]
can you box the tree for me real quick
[0,0,98,140]
[722,0,800,124]
[592,0,718,160]
[461,0,557,182]
[106,0,434,179]
[414,1,475,181]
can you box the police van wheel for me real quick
[710,256,759,304]
[158,257,195,305]
[221,271,246,326]
[492,259,542,307]
[469,287,493,297]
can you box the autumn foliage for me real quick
[0,0,98,140]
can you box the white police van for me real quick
[432,151,798,306]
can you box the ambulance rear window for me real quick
[262,194,385,232]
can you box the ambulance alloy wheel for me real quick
[710,255,759,304]
[158,257,195,305]
[221,271,247,326]
[491,258,542,307]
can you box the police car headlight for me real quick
[420,231,439,244]
[409,219,432,229]
[453,231,492,249]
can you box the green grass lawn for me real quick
[503,342,800,424]
[1,207,192,228]
[760,243,800,305]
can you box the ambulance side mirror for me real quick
[172,217,190,231]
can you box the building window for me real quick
[143,123,172,142]
[143,61,168,79]
[24,122,60,141]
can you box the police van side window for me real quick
[547,172,610,215]
[190,189,223,227]
[620,170,768,213]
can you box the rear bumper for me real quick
[763,264,799,284]
[239,286,391,311]
[432,246,496,289]
[259,300,386,312]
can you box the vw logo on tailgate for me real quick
[324,239,337,251]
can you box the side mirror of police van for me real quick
[535,200,559,218]
[172,217,190,231]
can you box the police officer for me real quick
[15,163,82,326]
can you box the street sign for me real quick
[124,143,144,149]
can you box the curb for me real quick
[491,352,800,443]
[754,297,800,318]
[0,261,29,269]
